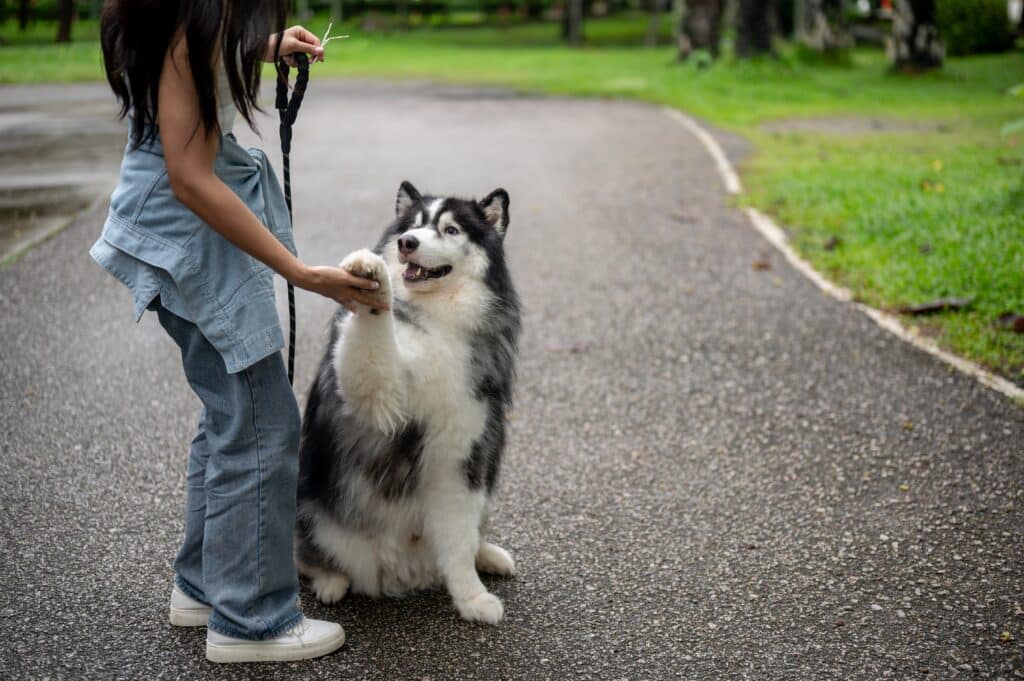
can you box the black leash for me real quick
[275,51,310,386]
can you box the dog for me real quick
[294,181,521,624]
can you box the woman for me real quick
[92,0,383,663]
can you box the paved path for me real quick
[1,81,1022,680]
[0,84,123,259]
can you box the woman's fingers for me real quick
[292,26,321,47]
[345,289,389,310]
[285,25,325,61]
[342,271,380,291]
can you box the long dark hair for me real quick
[101,0,288,148]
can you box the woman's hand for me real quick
[265,26,325,65]
[292,264,388,313]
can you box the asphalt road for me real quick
[0,83,124,259]
[1,80,1022,681]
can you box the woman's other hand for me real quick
[266,25,324,65]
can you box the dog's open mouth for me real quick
[403,262,452,282]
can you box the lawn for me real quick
[2,15,1023,383]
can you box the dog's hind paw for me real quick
[312,572,350,605]
[455,591,504,625]
[475,542,515,577]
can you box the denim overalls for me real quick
[90,129,303,640]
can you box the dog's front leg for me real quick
[423,483,503,624]
[334,249,405,434]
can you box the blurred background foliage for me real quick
[1,0,1021,64]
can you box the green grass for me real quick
[2,15,1023,381]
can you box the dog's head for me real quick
[380,181,510,296]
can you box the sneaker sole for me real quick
[169,605,212,627]
[205,628,346,663]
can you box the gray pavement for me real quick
[1,80,1022,680]
[0,83,124,260]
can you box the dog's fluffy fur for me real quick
[295,182,521,624]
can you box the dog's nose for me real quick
[398,235,419,254]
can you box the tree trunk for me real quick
[56,0,74,43]
[18,0,31,31]
[735,0,774,58]
[646,0,662,46]
[330,0,344,22]
[563,0,584,45]
[798,0,851,53]
[678,0,724,61]
[775,0,796,38]
[888,0,943,71]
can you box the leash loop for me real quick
[276,51,310,386]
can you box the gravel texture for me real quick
[0,81,1021,680]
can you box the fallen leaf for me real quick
[752,259,771,271]
[919,243,932,254]
[900,297,973,315]
[1000,631,1014,643]
[996,312,1024,334]
[899,483,910,492]
[823,236,841,251]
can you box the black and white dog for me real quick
[295,182,521,624]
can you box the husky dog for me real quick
[295,182,521,624]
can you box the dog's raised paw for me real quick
[312,572,350,604]
[455,591,504,625]
[339,249,392,312]
[475,542,515,577]
[340,249,391,290]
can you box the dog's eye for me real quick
[444,226,459,236]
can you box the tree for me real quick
[645,0,663,47]
[796,0,852,53]
[678,0,725,61]
[889,0,943,71]
[56,0,74,43]
[18,0,30,31]
[563,0,585,45]
[736,0,775,58]
[330,0,344,21]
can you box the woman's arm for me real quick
[157,35,383,310]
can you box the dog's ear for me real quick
[478,189,510,237]
[396,181,421,216]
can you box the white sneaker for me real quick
[169,585,212,627]
[206,616,345,663]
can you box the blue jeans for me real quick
[155,301,303,640]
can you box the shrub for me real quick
[936,0,1014,56]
